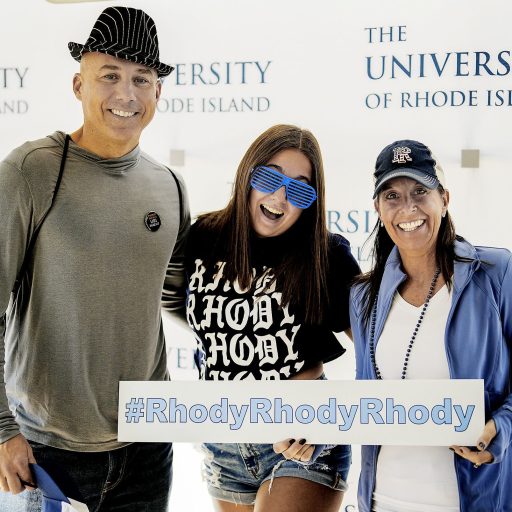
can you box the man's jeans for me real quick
[0,441,173,511]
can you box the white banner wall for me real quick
[1,1,511,510]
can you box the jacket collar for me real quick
[381,238,479,300]
[452,238,479,293]
[379,247,406,311]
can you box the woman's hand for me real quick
[450,418,496,467]
[273,438,315,462]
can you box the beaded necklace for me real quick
[369,266,441,380]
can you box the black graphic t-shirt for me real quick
[185,220,360,380]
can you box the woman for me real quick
[185,124,360,511]
[350,139,512,512]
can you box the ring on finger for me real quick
[473,463,481,469]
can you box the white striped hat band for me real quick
[68,6,173,78]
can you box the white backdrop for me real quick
[2,1,511,510]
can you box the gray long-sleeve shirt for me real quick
[0,131,190,451]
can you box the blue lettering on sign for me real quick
[190,404,208,423]
[124,396,477,433]
[366,51,512,80]
[409,404,430,425]
[327,210,378,234]
[0,67,29,88]
[171,61,272,86]
[318,398,337,425]
[360,398,385,425]
[275,398,294,423]
[385,398,406,424]
[146,398,167,423]
[337,404,358,432]
[250,398,272,423]
[295,404,316,424]
[453,404,475,433]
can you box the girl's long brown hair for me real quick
[197,124,329,324]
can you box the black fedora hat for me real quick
[68,6,173,78]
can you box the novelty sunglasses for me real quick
[250,165,317,209]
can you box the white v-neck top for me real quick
[372,285,460,512]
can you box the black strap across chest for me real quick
[12,134,70,296]
[12,137,183,295]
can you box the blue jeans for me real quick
[0,441,173,511]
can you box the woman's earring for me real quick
[379,220,384,228]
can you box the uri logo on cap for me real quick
[392,147,413,164]
[373,139,447,198]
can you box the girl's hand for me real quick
[273,438,315,462]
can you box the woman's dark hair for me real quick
[355,185,470,326]
[196,124,329,324]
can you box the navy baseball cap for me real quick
[373,140,446,198]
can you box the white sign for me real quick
[118,379,484,445]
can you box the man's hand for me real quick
[0,434,37,494]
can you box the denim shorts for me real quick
[201,372,350,505]
[201,442,351,505]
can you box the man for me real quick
[0,6,189,510]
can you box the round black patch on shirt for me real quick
[144,212,161,232]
